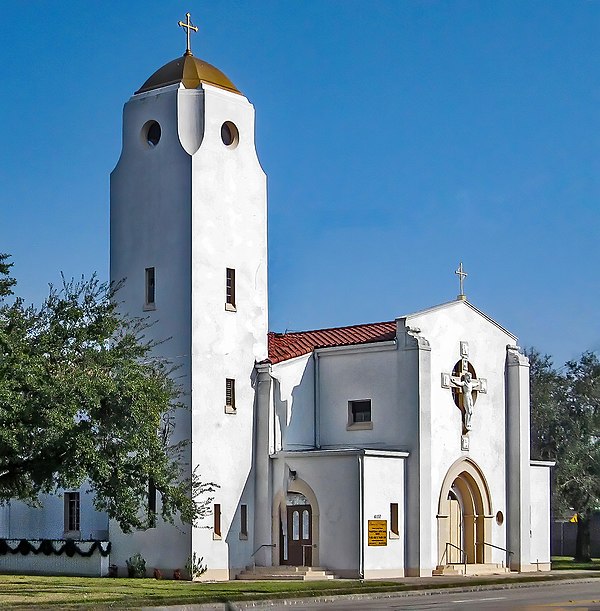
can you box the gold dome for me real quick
[136,54,240,95]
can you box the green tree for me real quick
[0,255,214,532]
[529,348,600,561]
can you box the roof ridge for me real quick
[270,320,396,337]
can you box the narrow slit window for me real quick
[64,492,80,532]
[145,267,155,306]
[240,504,248,537]
[390,502,399,537]
[148,478,157,516]
[213,503,221,538]
[226,268,236,310]
[225,378,236,413]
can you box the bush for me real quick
[185,551,207,580]
[126,553,146,578]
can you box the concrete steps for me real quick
[237,566,338,580]
[433,563,511,576]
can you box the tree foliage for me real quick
[0,255,214,532]
[529,348,600,561]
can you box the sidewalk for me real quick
[144,570,600,611]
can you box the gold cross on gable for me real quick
[455,262,467,300]
[178,12,199,56]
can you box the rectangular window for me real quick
[347,399,373,430]
[148,478,157,516]
[225,268,236,310]
[145,267,155,307]
[351,400,371,423]
[390,502,399,538]
[240,504,248,539]
[213,503,221,539]
[225,378,236,413]
[64,492,80,533]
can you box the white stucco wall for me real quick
[271,354,315,450]
[362,454,406,578]
[0,486,107,541]
[530,462,553,568]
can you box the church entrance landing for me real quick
[437,458,493,568]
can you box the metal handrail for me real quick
[444,542,467,575]
[250,543,275,570]
[476,541,514,568]
[251,543,275,558]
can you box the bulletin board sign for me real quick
[367,520,387,546]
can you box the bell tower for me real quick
[109,15,268,578]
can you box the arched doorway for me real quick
[437,458,493,565]
[272,477,319,567]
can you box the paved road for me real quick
[192,580,600,611]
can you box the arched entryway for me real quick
[272,477,319,567]
[437,458,493,565]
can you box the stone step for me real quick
[237,566,337,581]
[433,563,511,576]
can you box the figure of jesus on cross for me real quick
[442,353,487,434]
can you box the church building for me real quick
[0,16,553,579]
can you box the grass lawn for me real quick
[0,575,414,609]
[552,556,600,570]
[1,570,599,609]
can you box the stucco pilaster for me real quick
[505,346,531,570]
[253,363,273,566]
[398,322,432,575]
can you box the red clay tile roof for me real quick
[267,321,397,364]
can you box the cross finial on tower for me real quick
[178,12,199,56]
[455,262,467,301]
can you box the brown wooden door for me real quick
[285,505,312,566]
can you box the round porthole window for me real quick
[142,120,161,147]
[221,121,239,148]
[496,511,504,525]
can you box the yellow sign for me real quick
[368,519,387,546]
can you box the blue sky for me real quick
[1,1,598,366]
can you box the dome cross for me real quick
[178,12,199,56]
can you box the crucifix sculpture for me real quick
[441,342,487,439]
[178,12,199,56]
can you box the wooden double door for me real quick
[282,504,312,566]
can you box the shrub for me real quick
[126,553,146,578]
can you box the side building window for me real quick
[225,268,236,311]
[148,478,157,526]
[347,399,373,430]
[213,503,222,539]
[64,491,80,535]
[225,378,236,414]
[145,267,156,309]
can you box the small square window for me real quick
[347,399,373,430]
[145,267,156,309]
[225,268,236,311]
[225,378,236,414]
